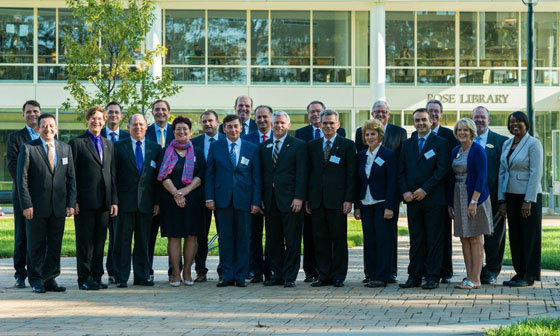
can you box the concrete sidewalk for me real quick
[1,237,559,335]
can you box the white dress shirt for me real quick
[226,137,242,165]
[271,133,288,157]
[131,137,146,160]
[106,126,120,140]
[361,145,384,205]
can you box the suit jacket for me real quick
[146,123,174,147]
[355,145,397,210]
[498,133,543,202]
[484,130,508,206]
[242,130,273,146]
[7,127,32,197]
[412,126,459,154]
[191,133,226,160]
[398,132,449,206]
[294,124,346,143]
[100,128,131,141]
[69,132,117,210]
[205,138,261,211]
[307,136,356,210]
[17,139,77,218]
[449,142,489,207]
[354,123,407,154]
[260,135,307,213]
[219,118,258,136]
[114,138,163,214]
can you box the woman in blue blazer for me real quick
[354,119,397,287]
[448,118,493,289]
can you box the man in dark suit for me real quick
[100,101,130,284]
[306,109,356,288]
[294,100,346,283]
[427,99,458,284]
[219,95,258,136]
[145,99,174,280]
[17,113,77,293]
[354,100,407,284]
[113,114,162,287]
[398,108,449,290]
[191,110,225,282]
[206,114,262,288]
[242,105,273,283]
[70,106,118,290]
[260,111,307,287]
[6,100,41,288]
[471,106,508,285]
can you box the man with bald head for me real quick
[219,96,258,136]
[471,106,507,284]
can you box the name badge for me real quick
[374,157,385,166]
[240,156,250,165]
[486,143,494,149]
[193,156,196,163]
[150,160,156,168]
[62,157,68,165]
[329,155,341,164]
[424,149,435,160]
[266,143,273,148]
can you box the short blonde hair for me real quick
[362,119,385,144]
[453,118,477,141]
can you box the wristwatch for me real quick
[470,199,477,205]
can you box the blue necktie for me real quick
[230,142,237,166]
[135,141,143,173]
[314,128,321,139]
[418,137,425,155]
[110,132,117,143]
[475,136,481,144]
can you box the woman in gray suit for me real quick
[498,111,543,287]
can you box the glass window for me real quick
[313,11,350,66]
[386,69,413,85]
[165,10,205,65]
[355,11,369,67]
[479,12,518,67]
[313,68,351,85]
[386,12,414,67]
[208,68,246,84]
[167,67,205,84]
[356,68,369,85]
[417,11,455,66]
[251,11,269,65]
[59,9,88,63]
[38,65,67,81]
[460,69,518,85]
[0,65,33,81]
[251,67,310,85]
[38,9,56,64]
[460,12,477,67]
[271,11,310,66]
[0,8,34,63]
[417,69,455,85]
[522,12,558,68]
[208,11,246,65]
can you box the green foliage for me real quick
[503,227,560,270]
[486,317,560,336]
[61,0,181,120]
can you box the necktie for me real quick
[314,128,321,139]
[324,139,331,161]
[262,134,267,142]
[418,137,425,155]
[135,141,143,173]
[242,124,247,136]
[272,140,280,164]
[159,128,165,148]
[230,142,237,166]
[94,136,103,161]
[475,136,482,144]
[110,132,117,143]
[209,137,216,143]
[47,143,55,171]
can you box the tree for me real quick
[62,0,181,120]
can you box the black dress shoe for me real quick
[304,274,317,283]
[116,282,128,288]
[399,278,421,289]
[45,281,66,292]
[108,276,116,284]
[80,282,100,290]
[32,286,46,294]
[362,277,371,284]
[95,280,108,289]
[217,280,234,287]
[388,275,398,284]
[333,280,344,287]
[250,274,263,283]
[481,276,497,285]
[365,280,387,288]
[422,279,439,289]
[503,279,515,286]
[133,279,154,286]
[311,280,331,287]
[508,280,533,287]
[15,279,26,288]
[440,277,452,284]
[235,280,247,287]
[194,273,207,283]
[264,278,283,286]
[284,281,296,288]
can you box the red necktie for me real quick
[262,134,267,142]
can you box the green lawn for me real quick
[486,317,560,336]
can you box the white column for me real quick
[146,3,162,78]
[370,3,386,104]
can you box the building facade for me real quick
[0,0,559,212]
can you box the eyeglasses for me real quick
[373,110,389,115]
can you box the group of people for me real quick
[7,96,543,294]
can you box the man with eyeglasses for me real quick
[354,100,407,284]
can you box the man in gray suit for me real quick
[471,106,507,284]
[17,113,77,293]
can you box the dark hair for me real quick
[22,100,41,112]
[38,113,56,126]
[172,116,192,130]
[151,99,170,111]
[105,101,122,111]
[86,105,107,121]
[223,114,240,125]
[200,110,219,121]
[254,105,273,114]
[426,99,443,113]
[412,107,429,116]
[507,111,531,134]
[307,100,325,112]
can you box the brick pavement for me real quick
[0,237,559,335]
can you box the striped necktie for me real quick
[272,140,280,164]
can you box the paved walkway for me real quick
[1,237,559,335]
